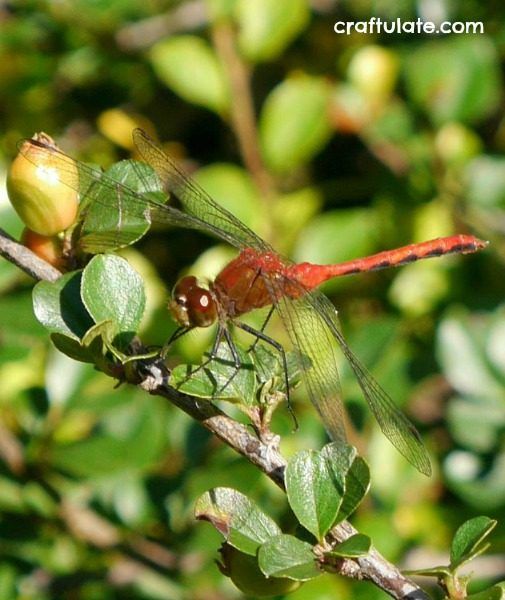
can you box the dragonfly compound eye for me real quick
[187,289,217,327]
[169,276,217,328]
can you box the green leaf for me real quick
[194,164,260,233]
[445,450,505,511]
[271,187,321,254]
[170,341,257,405]
[222,545,301,597]
[22,482,58,518]
[195,487,281,555]
[81,255,145,350]
[468,583,505,600]
[50,333,94,363]
[79,160,160,253]
[448,395,505,453]
[327,533,371,558]
[335,456,371,523]
[235,0,309,62]
[404,565,452,578]
[258,534,320,581]
[437,311,503,399]
[250,344,302,391]
[466,156,505,208]
[260,74,332,173]
[149,35,230,114]
[51,395,169,477]
[285,447,344,539]
[450,516,496,568]
[33,271,93,340]
[404,36,501,125]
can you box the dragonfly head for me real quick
[169,276,217,328]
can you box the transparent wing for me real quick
[303,288,432,476]
[266,273,431,476]
[19,137,266,252]
[132,128,270,252]
[263,274,347,445]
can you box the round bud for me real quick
[7,134,79,236]
[434,122,482,165]
[220,544,301,597]
[21,228,65,270]
[348,45,399,100]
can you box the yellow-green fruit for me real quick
[348,45,399,100]
[7,134,79,236]
[221,545,301,597]
[21,227,65,270]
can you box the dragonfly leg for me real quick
[214,327,244,396]
[234,321,298,432]
[246,305,275,354]
[176,325,224,386]
[160,326,193,359]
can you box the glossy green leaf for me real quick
[258,534,320,581]
[327,533,371,558]
[235,0,309,62]
[79,160,160,253]
[149,35,230,114]
[260,75,332,173]
[335,456,371,523]
[285,448,343,539]
[450,516,496,568]
[81,255,145,349]
[33,271,93,340]
[404,36,501,124]
[249,344,303,394]
[195,488,281,555]
[222,545,302,597]
[170,341,257,405]
[50,333,94,364]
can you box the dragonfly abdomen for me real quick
[288,235,487,289]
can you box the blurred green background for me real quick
[0,1,504,598]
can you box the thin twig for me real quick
[0,228,430,599]
[0,228,61,282]
[211,21,276,201]
[115,0,207,51]
[139,357,430,600]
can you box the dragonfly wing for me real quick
[264,275,347,445]
[132,128,270,252]
[302,288,432,476]
[19,139,250,251]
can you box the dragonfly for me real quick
[21,129,487,476]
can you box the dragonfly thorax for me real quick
[169,276,218,328]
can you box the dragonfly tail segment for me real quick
[288,235,487,289]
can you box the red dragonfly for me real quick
[21,130,487,476]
